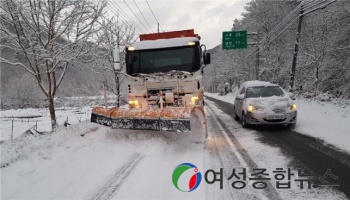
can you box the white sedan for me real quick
[233,81,297,128]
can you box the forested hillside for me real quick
[0,0,131,110]
[204,0,350,98]
[0,47,115,108]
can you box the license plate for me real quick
[266,115,285,120]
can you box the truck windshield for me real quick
[126,46,200,75]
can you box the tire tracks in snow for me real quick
[206,103,282,200]
[89,153,145,200]
[205,111,256,200]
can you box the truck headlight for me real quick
[188,41,196,46]
[190,96,199,105]
[128,100,139,108]
[128,47,135,51]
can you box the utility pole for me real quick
[247,32,260,80]
[115,16,121,107]
[255,30,260,80]
[290,9,303,92]
[103,83,108,109]
[289,0,336,92]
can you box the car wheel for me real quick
[242,112,249,128]
[233,106,239,121]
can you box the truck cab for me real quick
[124,29,210,109]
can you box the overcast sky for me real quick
[107,0,251,49]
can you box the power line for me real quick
[244,0,338,59]
[145,0,163,32]
[109,2,146,37]
[107,5,133,28]
[107,1,143,35]
[123,0,152,33]
[109,1,138,27]
[104,9,132,33]
[244,4,301,58]
[100,15,136,46]
[106,11,138,42]
[107,0,143,40]
[133,0,154,33]
[301,0,336,16]
[106,7,140,41]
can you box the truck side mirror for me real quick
[113,48,121,71]
[203,52,211,65]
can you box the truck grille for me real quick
[147,88,182,106]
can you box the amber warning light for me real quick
[140,29,197,41]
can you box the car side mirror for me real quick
[203,52,211,65]
[236,94,244,100]
[287,92,296,100]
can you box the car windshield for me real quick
[246,86,284,98]
[126,46,200,75]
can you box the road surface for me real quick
[1,97,349,200]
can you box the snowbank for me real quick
[0,123,98,167]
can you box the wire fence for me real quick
[0,108,92,141]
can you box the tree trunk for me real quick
[114,70,120,107]
[48,96,57,130]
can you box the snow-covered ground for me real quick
[0,107,92,141]
[205,92,350,154]
[0,92,349,199]
[1,104,347,199]
[1,123,206,199]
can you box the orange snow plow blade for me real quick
[91,106,207,134]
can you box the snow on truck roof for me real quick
[242,81,278,88]
[129,37,199,50]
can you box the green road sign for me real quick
[222,30,247,50]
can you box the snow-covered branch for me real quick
[0,0,107,129]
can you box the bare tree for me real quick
[90,15,135,106]
[0,0,106,129]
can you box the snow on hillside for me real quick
[205,92,350,154]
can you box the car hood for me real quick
[245,96,292,113]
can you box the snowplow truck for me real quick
[91,29,211,143]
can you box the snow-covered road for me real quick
[1,100,349,199]
[205,92,350,154]
[1,123,206,199]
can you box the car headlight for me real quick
[128,100,139,108]
[290,103,297,110]
[247,105,261,112]
[247,105,254,112]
